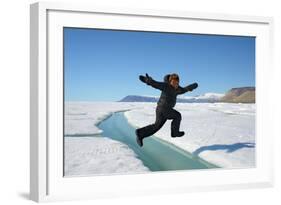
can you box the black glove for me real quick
[185,83,198,91]
[139,75,147,83]
[139,73,152,84]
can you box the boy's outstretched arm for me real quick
[139,73,165,91]
[177,83,198,94]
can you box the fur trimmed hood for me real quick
[164,74,170,83]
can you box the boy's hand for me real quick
[139,75,147,83]
[139,73,152,84]
[186,83,198,91]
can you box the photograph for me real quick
[63,27,256,177]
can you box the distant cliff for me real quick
[220,87,255,103]
[119,95,158,102]
[118,88,255,104]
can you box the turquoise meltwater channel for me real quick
[97,111,219,171]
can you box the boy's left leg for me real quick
[165,109,185,137]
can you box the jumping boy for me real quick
[135,73,198,147]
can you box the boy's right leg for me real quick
[136,108,167,147]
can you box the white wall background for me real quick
[0,0,280,204]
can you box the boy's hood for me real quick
[164,74,170,83]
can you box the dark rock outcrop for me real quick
[220,87,255,103]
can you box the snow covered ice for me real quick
[64,137,149,176]
[64,102,149,176]
[64,101,255,176]
[65,102,138,136]
[125,102,255,168]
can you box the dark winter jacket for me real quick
[146,74,198,109]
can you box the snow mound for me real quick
[64,137,149,176]
[65,102,141,135]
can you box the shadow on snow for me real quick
[192,142,255,156]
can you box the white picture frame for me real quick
[30,1,274,202]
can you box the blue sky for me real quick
[64,27,255,101]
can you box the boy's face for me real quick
[170,79,179,89]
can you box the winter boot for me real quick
[171,131,185,138]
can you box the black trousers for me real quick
[137,106,182,139]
